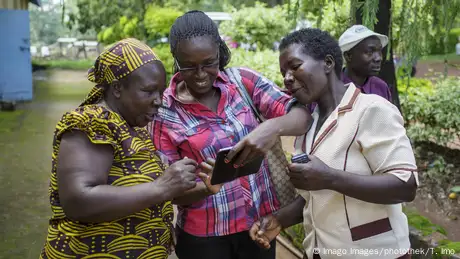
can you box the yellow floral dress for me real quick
[40,105,174,259]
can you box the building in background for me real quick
[0,0,41,110]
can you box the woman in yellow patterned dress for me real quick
[40,38,217,259]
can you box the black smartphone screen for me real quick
[210,147,264,185]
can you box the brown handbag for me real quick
[224,67,298,208]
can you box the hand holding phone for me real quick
[288,154,334,191]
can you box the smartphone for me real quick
[291,153,310,164]
[210,146,264,185]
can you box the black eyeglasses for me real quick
[175,54,220,74]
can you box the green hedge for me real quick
[219,2,291,51]
[97,16,144,45]
[400,77,460,145]
[152,44,174,80]
[228,48,283,87]
[397,78,434,98]
[32,59,93,71]
[144,6,183,42]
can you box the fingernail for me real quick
[224,159,230,163]
[233,164,239,168]
[240,164,244,168]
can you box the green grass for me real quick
[0,70,91,258]
[280,223,305,251]
[32,58,93,70]
[401,208,460,258]
[403,207,447,236]
[0,110,26,133]
[435,240,460,257]
[420,53,460,62]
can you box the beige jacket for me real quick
[294,83,419,259]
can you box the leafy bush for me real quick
[97,16,143,45]
[401,77,460,145]
[144,6,183,41]
[219,2,291,50]
[303,0,350,39]
[397,78,434,98]
[228,48,283,87]
[97,5,182,45]
[98,27,117,45]
[423,155,456,188]
[152,44,174,79]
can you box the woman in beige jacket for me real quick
[250,28,418,259]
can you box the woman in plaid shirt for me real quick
[151,10,311,259]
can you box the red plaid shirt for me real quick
[152,67,296,237]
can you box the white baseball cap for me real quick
[338,25,388,53]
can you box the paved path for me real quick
[0,70,93,258]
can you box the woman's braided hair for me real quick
[169,10,231,74]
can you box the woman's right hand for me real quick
[159,158,198,199]
[249,214,282,249]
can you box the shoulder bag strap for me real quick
[224,67,265,123]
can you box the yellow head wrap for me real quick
[81,38,160,106]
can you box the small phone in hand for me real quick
[210,146,264,185]
[291,153,310,164]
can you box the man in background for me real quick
[339,25,393,103]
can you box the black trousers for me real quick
[174,227,276,259]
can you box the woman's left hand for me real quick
[288,155,336,191]
[225,121,278,167]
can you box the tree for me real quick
[65,0,157,34]
[144,5,183,41]
[355,0,400,109]
[30,2,69,45]
[219,2,291,50]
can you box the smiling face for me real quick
[114,61,166,128]
[279,43,331,105]
[174,36,220,97]
[346,36,383,76]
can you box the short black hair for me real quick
[279,28,343,77]
[169,10,231,73]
